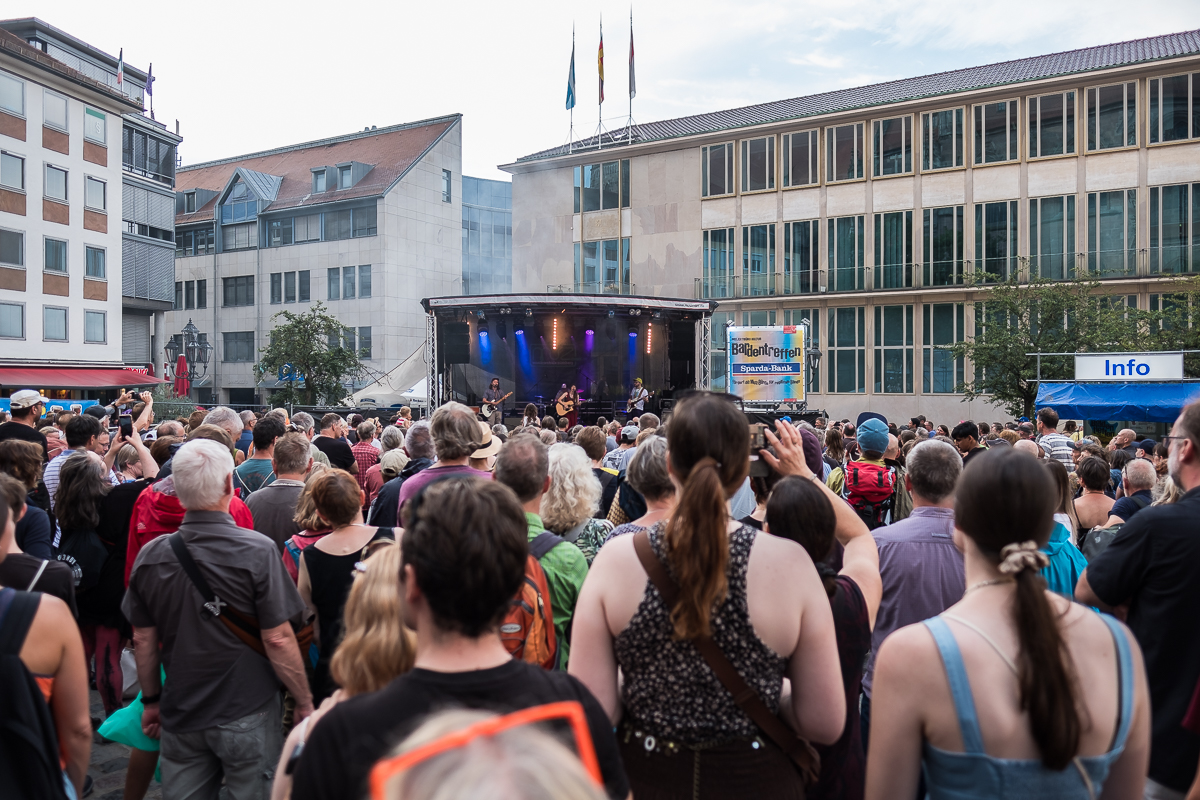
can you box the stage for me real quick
[420,294,719,422]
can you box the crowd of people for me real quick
[1,386,1199,800]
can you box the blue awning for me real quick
[1035,382,1200,423]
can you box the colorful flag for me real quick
[144,63,154,97]
[566,40,576,110]
[629,21,636,99]
[116,48,124,87]
[598,23,605,104]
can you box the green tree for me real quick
[256,302,366,406]
[1143,275,1200,375]
[950,276,1147,418]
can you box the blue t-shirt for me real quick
[15,505,53,560]
[235,458,276,495]
[236,429,254,456]
[1110,489,1153,522]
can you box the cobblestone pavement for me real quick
[90,690,162,800]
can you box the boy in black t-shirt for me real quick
[293,477,629,800]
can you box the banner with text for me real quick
[1074,352,1184,381]
[728,326,806,403]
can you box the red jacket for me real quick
[124,476,256,586]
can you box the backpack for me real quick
[843,461,896,530]
[0,588,70,800]
[55,527,110,592]
[1081,495,1150,562]
[499,532,561,670]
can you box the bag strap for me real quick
[0,587,40,656]
[1130,494,1151,511]
[26,560,49,592]
[168,533,267,658]
[530,530,565,560]
[631,530,820,777]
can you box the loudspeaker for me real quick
[668,321,695,360]
[439,322,470,365]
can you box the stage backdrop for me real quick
[727,326,806,404]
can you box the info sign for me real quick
[727,326,806,403]
[1074,352,1184,381]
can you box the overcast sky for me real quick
[14,1,1200,180]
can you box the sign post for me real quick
[727,326,806,404]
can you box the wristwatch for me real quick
[141,691,161,705]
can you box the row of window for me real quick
[572,160,631,213]
[694,75,1199,198]
[699,183,1200,298]
[174,279,208,310]
[216,266,373,308]
[0,152,107,209]
[0,301,106,343]
[0,71,108,144]
[572,238,632,294]
[220,325,374,362]
[0,228,107,277]
[122,127,175,184]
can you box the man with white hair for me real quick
[288,412,330,467]
[203,407,246,465]
[235,410,256,456]
[1101,458,1157,528]
[1013,438,1041,459]
[124,439,312,799]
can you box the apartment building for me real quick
[167,116,463,405]
[0,19,178,401]
[502,30,1200,421]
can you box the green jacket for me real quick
[526,512,589,669]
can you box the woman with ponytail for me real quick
[865,447,1150,800]
[570,393,845,799]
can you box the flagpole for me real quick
[628,7,634,145]
[570,27,575,154]
[149,62,154,119]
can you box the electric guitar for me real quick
[555,397,577,416]
[627,391,652,413]
[480,392,512,417]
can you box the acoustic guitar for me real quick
[555,397,576,416]
[481,391,512,417]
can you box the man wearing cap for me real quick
[0,390,50,460]
[1135,439,1158,460]
[828,416,890,495]
[601,425,639,472]
[627,378,649,418]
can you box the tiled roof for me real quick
[174,115,460,224]
[0,27,141,111]
[515,29,1200,163]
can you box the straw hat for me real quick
[472,420,502,459]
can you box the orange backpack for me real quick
[500,552,558,670]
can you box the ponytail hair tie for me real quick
[998,540,1049,575]
[692,456,722,474]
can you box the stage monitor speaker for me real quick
[668,321,696,360]
[439,322,470,365]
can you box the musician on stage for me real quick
[627,377,649,419]
[554,383,579,428]
[481,378,506,425]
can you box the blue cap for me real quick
[857,418,890,454]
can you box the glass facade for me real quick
[462,177,513,294]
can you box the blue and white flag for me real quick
[566,39,576,110]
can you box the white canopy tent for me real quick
[349,344,430,408]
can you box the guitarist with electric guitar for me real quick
[480,378,512,425]
[554,384,579,428]
[626,377,650,419]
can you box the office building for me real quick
[462,175,511,294]
[502,30,1200,421]
[168,115,463,405]
[0,18,178,401]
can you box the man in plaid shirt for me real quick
[351,419,380,499]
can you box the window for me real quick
[783,220,819,295]
[923,206,964,286]
[0,228,23,266]
[269,218,293,247]
[875,305,914,393]
[298,271,309,302]
[572,238,631,293]
[621,159,630,208]
[923,303,965,393]
[442,169,452,203]
[222,223,255,250]
[352,205,377,237]
[1088,190,1137,277]
[294,214,320,242]
[579,164,599,210]
[0,72,23,116]
[922,108,964,171]
[222,275,254,307]
[702,228,735,298]
[973,100,1018,164]
[176,228,215,256]
[44,165,66,201]
[270,273,282,304]
[358,327,372,359]
[339,165,352,190]
[782,308,819,392]
[343,266,356,299]
[741,224,775,296]
[358,265,372,297]
[742,310,776,326]
[327,267,340,300]
[84,310,105,343]
[196,279,207,308]
[223,331,255,362]
[185,280,196,309]
[740,136,775,192]
[43,306,67,341]
[220,182,257,223]
[84,108,105,144]
[1087,82,1137,151]
[0,302,23,338]
[828,306,866,393]
[826,123,864,182]
[1149,183,1200,274]
[601,161,620,207]
[0,151,23,190]
[873,116,912,176]
[573,160,631,211]
[874,211,913,288]
[828,215,864,291]
[122,127,175,183]
[782,130,818,188]
[701,143,734,197]
[43,238,66,273]
[174,281,183,310]
[1028,91,1075,157]
[43,91,66,131]
[1150,73,1200,143]
[84,246,105,279]
[1030,195,1076,279]
[324,209,353,241]
[329,327,357,354]
[284,271,296,303]
[85,177,105,211]
[313,169,327,193]
[975,201,1019,282]
[185,192,197,213]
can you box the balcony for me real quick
[550,282,637,295]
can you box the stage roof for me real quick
[421,294,717,315]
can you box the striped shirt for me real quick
[1038,431,1076,469]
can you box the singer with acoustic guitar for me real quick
[554,384,579,428]
[480,378,511,425]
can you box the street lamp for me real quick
[165,319,214,381]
